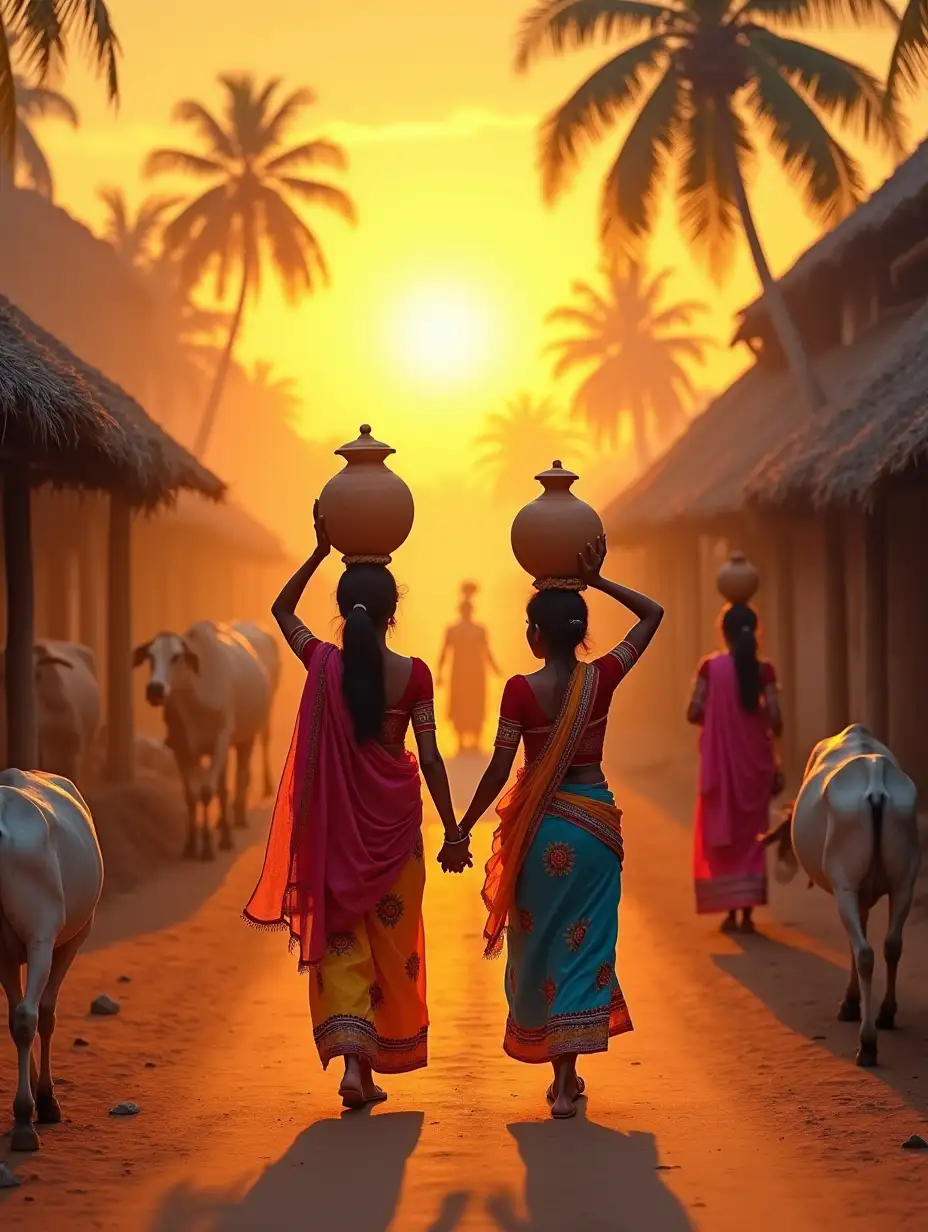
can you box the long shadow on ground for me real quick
[486,1115,694,1232]
[714,932,928,1118]
[149,1110,424,1232]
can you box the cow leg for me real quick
[205,730,232,856]
[180,761,198,860]
[838,902,868,1022]
[0,951,39,1135]
[5,938,55,1150]
[877,865,918,1031]
[216,755,232,847]
[233,739,253,829]
[831,884,877,1066]
[35,920,92,1124]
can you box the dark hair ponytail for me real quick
[336,565,399,743]
[526,588,589,655]
[722,603,761,712]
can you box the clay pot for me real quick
[318,425,414,562]
[510,461,603,586]
[716,551,759,604]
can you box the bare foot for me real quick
[339,1057,388,1109]
[720,912,738,933]
[546,1075,585,1103]
[740,912,756,935]
[548,1073,584,1119]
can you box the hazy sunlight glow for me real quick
[390,283,492,386]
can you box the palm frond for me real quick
[515,0,677,72]
[677,100,753,282]
[738,0,899,29]
[887,0,928,99]
[259,186,330,298]
[538,36,667,201]
[280,177,357,224]
[745,28,905,155]
[14,82,79,125]
[12,3,65,92]
[0,21,17,160]
[544,305,605,331]
[59,0,121,105]
[14,115,53,194]
[261,86,317,147]
[745,52,865,227]
[171,99,236,161]
[599,64,685,251]
[264,139,349,175]
[144,147,225,179]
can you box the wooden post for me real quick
[773,521,798,781]
[3,469,37,768]
[824,512,850,734]
[863,499,888,741]
[106,494,134,782]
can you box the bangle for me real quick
[442,833,469,845]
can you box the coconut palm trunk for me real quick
[719,112,827,413]
[194,260,249,460]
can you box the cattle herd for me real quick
[0,624,923,1150]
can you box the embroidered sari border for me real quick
[312,1014,429,1074]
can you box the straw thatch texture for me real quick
[0,298,136,485]
[604,314,912,544]
[748,299,928,509]
[736,142,928,341]
[1,296,224,507]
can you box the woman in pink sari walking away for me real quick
[245,505,468,1109]
[686,603,783,934]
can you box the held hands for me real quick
[438,827,473,874]
[578,533,606,585]
[312,498,331,559]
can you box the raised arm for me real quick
[270,501,330,651]
[579,534,664,660]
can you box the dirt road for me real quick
[2,759,928,1231]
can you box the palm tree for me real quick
[476,394,586,503]
[514,0,904,414]
[0,4,119,169]
[144,73,356,458]
[546,263,711,469]
[97,186,182,269]
[248,359,302,427]
[10,71,78,197]
[888,4,928,100]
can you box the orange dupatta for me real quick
[480,662,623,958]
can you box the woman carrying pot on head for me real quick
[453,535,662,1119]
[245,503,469,1109]
[686,602,783,934]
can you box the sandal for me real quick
[339,1083,388,1110]
[546,1075,585,1103]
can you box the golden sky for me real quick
[38,2,928,485]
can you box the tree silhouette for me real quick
[10,67,78,198]
[144,73,356,457]
[545,263,711,469]
[476,393,586,503]
[514,0,903,413]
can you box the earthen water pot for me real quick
[318,425,415,563]
[716,551,759,604]
[510,461,603,586]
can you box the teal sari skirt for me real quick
[503,783,633,1063]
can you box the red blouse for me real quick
[287,622,436,745]
[697,656,777,689]
[494,640,639,768]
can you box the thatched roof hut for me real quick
[735,142,928,345]
[1,295,223,507]
[604,313,909,544]
[747,298,928,510]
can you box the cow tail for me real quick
[866,759,887,870]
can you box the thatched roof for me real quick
[736,142,928,342]
[0,297,136,488]
[604,312,912,543]
[1,296,224,507]
[747,298,928,509]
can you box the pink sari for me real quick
[244,642,423,970]
[693,653,775,915]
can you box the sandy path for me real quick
[2,765,928,1230]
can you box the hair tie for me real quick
[569,619,584,630]
[353,604,367,613]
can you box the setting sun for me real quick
[387,282,495,387]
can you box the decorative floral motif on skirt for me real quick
[595,962,613,990]
[376,892,405,929]
[541,977,557,1007]
[518,908,534,934]
[405,952,421,982]
[565,918,590,952]
[327,931,357,958]
[542,841,575,878]
[369,982,385,1010]
[413,832,424,862]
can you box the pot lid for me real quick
[534,459,580,491]
[334,424,396,460]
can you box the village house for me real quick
[603,140,928,795]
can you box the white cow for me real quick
[0,769,103,1151]
[761,724,920,1067]
[132,621,278,860]
[0,643,101,787]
